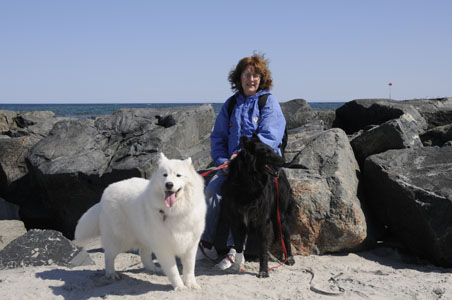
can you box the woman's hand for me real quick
[223,152,238,174]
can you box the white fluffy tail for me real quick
[74,203,101,240]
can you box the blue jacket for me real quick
[211,90,286,167]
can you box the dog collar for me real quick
[159,209,167,222]
[264,164,280,177]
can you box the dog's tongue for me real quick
[165,191,176,208]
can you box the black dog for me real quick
[220,134,296,278]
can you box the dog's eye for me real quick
[176,174,181,177]
[163,174,168,177]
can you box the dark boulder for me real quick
[333,99,430,134]
[420,124,452,147]
[0,197,20,220]
[26,105,215,238]
[333,99,400,134]
[0,111,70,227]
[0,229,93,269]
[363,147,452,267]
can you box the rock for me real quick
[0,111,64,195]
[333,99,428,135]
[0,110,18,133]
[363,147,452,267]
[285,128,367,255]
[0,197,20,220]
[280,99,317,130]
[313,110,335,129]
[420,124,452,146]
[0,112,68,228]
[26,105,216,238]
[333,99,398,134]
[287,120,325,136]
[400,98,452,129]
[0,110,64,137]
[0,110,70,203]
[0,220,27,250]
[0,229,93,269]
[350,112,425,167]
[0,136,39,197]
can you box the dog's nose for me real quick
[165,182,174,190]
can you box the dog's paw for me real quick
[174,284,187,291]
[285,256,295,266]
[105,271,120,280]
[185,281,201,290]
[257,271,269,278]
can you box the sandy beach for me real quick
[0,237,450,300]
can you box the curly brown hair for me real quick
[228,53,273,94]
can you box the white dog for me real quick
[74,153,206,290]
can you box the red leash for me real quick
[199,152,240,177]
[199,161,229,177]
[268,177,288,271]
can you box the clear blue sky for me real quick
[1,0,451,104]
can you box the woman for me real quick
[199,53,286,270]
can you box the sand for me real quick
[0,238,450,300]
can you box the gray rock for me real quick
[285,128,367,255]
[351,112,425,167]
[26,105,215,238]
[0,110,19,133]
[400,97,452,129]
[0,229,93,269]
[0,136,39,196]
[280,99,317,130]
[313,110,335,129]
[363,147,452,267]
[0,220,27,250]
[0,110,66,138]
[287,120,325,136]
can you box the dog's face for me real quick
[155,153,193,208]
[239,134,285,170]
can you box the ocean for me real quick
[0,102,344,119]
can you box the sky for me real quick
[1,0,451,104]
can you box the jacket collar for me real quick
[235,90,270,104]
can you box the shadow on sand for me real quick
[36,268,172,300]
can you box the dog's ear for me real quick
[184,157,192,165]
[159,153,168,163]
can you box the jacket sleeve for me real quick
[257,94,286,153]
[210,98,232,166]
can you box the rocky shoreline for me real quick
[1,97,452,269]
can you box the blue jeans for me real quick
[201,170,234,247]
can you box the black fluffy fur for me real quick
[220,134,296,278]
